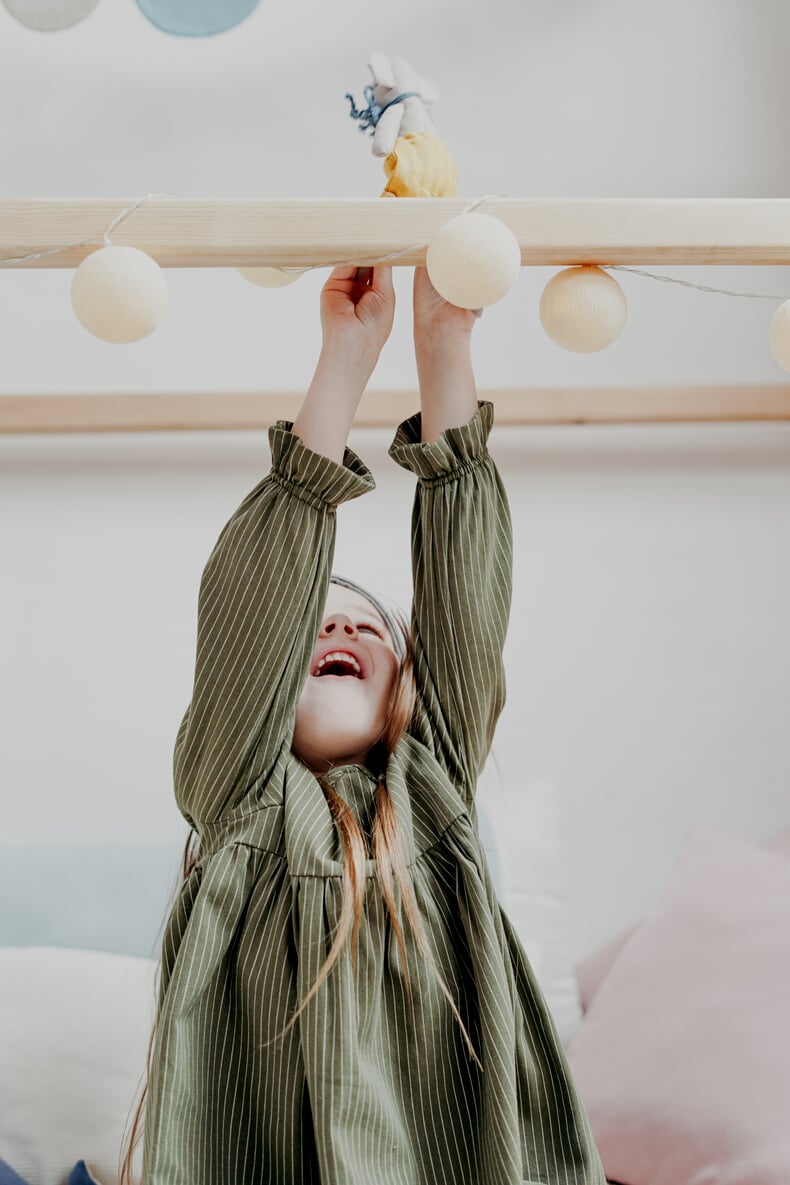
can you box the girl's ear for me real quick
[368,52,395,90]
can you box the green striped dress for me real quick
[142,402,606,1185]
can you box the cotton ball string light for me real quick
[768,301,790,373]
[71,245,168,343]
[135,0,259,36]
[236,266,302,288]
[539,266,627,353]
[2,0,100,31]
[426,213,521,309]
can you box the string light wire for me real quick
[0,193,176,268]
[605,264,788,302]
[1,191,789,306]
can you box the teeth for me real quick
[315,651,361,676]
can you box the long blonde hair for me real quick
[270,619,479,1058]
[120,605,478,1185]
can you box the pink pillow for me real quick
[576,825,790,1011]
[567,829,790,1185]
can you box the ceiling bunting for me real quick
[2,0,100,31]
[134,0,259,36]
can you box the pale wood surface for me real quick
[4,198,790,268]
[3,387,790,434]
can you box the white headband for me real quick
[329,575,407,661]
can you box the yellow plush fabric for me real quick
[381,132,459,197]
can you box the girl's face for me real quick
[292,584,401,773]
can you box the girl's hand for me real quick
[292,265,393,463]
[320,265,395,360]
[413,266,478,346]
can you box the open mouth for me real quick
[312,651,363,679]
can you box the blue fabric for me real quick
[0,1160,30,1185]
[69,1164,100,1185]
[0,1162,99,1185]
[0,841,184,957]
[134,0,260,36]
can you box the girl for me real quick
[127,265,605,1185]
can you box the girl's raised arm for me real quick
[173,267,394,828]
[293,266,395,459]
[412,265,479,442]
[389,268,512,804]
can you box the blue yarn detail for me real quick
[345,86,421,135]
[379,91,420,116]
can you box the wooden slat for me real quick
[2,387,790,435]
[4,198,790,268]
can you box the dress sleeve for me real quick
[388,401,513,803]
[173,422,375,828]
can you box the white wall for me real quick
[2,0,790,960]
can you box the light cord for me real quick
[274,193,498,274]
[0,192,178,267]
[1,191,789,305]
[605,263,788,302]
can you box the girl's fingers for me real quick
[371,265,394,295]
[326,265,393,294]
[327,265,358,283]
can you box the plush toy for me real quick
[346,54,459,198]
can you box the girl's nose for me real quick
[319,614,358,641]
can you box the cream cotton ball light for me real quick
[236,266,302,288]
[71,245,168,343]
[3,0,100,30]
[426,212,521,309]
[768,300,790,373]
[540,266,627,352]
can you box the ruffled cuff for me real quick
[388,401,494,482]
[268,421,375,509]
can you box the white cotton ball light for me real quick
[2,0,100,30]
[236,266,302,288]
[769,300,790,373]
[426,212,521,309]
[539,266,627,353]
[71,246,168,344]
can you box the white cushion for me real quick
[0,947,157,1185]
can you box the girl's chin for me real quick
[309,675,374,698]
[311,674,367,685]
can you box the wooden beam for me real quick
[3,199,790,268]
[2,387,790,435]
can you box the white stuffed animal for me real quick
[364,53,439,158]
[346,54,458,197]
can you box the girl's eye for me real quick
[358,623,384,638]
